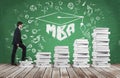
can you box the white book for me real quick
[74,53,89,56]
[54,52,69,54]
[92,58,110,61]
[93,49,110,52]
[92,63,110,67]
[55,46,69,48]
[74,48,89,53]
[74,44,88,47]
[73,55,89,58]
[93,38,109,41]
[35,59,51,62]
[36,64,51,67]
[54,64,70,67]
[93,43,109,46]
[54,55,69,58]
[54,49,69,52]
[73,59,89,62]
[74,51,89,54]
[93,46,109,50]
[19,61,33,67]
[73,64,90,67]
[75,39,88,41]
[54,60,69,62]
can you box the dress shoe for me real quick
[11,63,18,66]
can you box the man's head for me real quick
[17,21,23,29]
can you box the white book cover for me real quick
[54,55,69,58]
[75,39,88,41]
[93,62,110,65]
[93,43,109,46]
[54,59,69,62]
[74,46,88,49]
[93,52,110,54]
[54,52,69,54]
[74,48,89,52]
[94,28,109,31]
[36,56,51,59]
[93,56,110,58]
[74,42,88,45]
[93,46,109,50]
[73,53,89,56]
[73,64,90,67]
[92,58,110,61]
[92,33,109,36]
[73,59,89,62]
[93,49,110,52]
[74,51,89,54]
[54,49,69,52]
[55,46,69,50]
[74,61,89,64]
[92,63,110,67]
[35,59,51,62]
[92,41,109,43]
[73,55,89,58]
[94,38,110,42]
[93,31,110,34]
[74,44,88,47]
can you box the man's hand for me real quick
[17,44,19,47]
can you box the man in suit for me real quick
[11,21,26,65]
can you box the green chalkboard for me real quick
[0,0,120,64]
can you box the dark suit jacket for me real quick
[12,27,22,45]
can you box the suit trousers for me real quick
[11,44,26,64]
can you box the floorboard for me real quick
[0,64,120,78]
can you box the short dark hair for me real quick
[17,21,23,26]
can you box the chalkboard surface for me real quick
[0,0,120,64]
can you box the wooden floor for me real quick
[0,64,120,78]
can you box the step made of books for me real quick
[35,52,51,67]
[92,27,110,67]
[19,60,33,67]
[73,39,90,67]
[54,46,70,67]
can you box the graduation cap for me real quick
[36,12,84,41]
[36,12,84,26]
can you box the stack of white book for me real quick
[35,52,51,67]
[19,60,33,67]
[54,46,70,67]
[73,39,90,67]
[92,27,110,67]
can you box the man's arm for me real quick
[14,28,21,46]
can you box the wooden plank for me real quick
[0,66,19,78]
[0,64,6,67]
[67,67,78,78]
[73,67,88,78]
[87,67,106,78]
[0,64,11,71]
[15,67,33,78]
[81,68,97,78]
[33,67,46,78]
[115,64,120,68]
[94,67,115,78]
[6,67,26,78]
[52,68,60,78]
[43,67,52,78]
[60,68,69,78]
[0,65,15,75]
[102,66,120,78]
[111,65,120,70]
[25,67,39,78]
